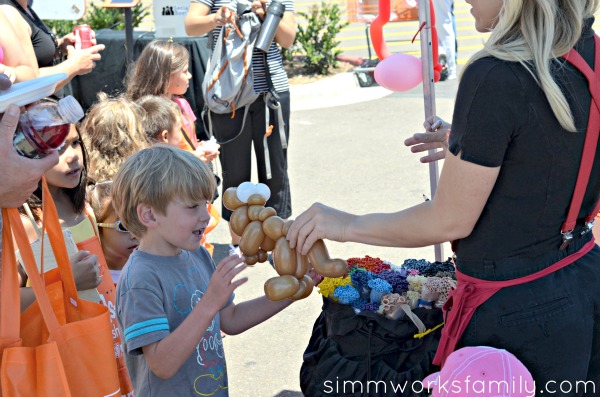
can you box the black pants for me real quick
[458,235,600,396]
[208,91,291,221]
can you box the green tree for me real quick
[296,1,349,75]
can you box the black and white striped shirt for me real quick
[192,0,294,94]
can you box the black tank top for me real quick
[0,0,56,67]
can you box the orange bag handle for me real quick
[6,207,62,334]
[2,208,59,337]
[39,177,79,302]
[0,208,22,340]
[4,177,81,334]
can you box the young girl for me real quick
[19,123,134,395]
[88,180,138,284]
[126,40,220,162]
[81,92,150,183]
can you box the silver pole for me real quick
[417,0,443,262]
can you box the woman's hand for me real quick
[59,30,98,52]
[65,43,105,76]
[404,116,451,163]
[251,0,267,20]
[70,250,101,290]
[286,203,355,256]
[213,5,232,27]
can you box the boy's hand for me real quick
[70,250,101,290]
[203,255,248,313]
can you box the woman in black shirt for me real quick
[288,0,600,391]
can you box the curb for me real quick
[289,72,392,112]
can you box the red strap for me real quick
[433,238,595,366]
[438,37,600,367]
[561,35,600,232]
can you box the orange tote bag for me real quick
[2,178,121,397]
[0,208,71,397]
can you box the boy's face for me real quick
[151,197,211,255]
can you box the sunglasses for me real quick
[97,220,129,233]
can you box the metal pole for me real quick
[365,23,372,60]
[124,7,134,66]
[418,0,443,262]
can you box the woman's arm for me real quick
[37,44,104,92]
[288,152,501,255]
[185,3,228,37]
[0,6,38,82]
[0,5,103,91]
[273,11,296,49]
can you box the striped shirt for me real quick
[192,0,294,93]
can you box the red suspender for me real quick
[560,35,600,248]
[435,37,600,367]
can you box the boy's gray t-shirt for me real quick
[116,247,232,396]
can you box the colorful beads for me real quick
[333,285,360,305]
[403,257,455,277]
[318,276,353,301]
[322,256,456,314]
[378,269,409,294]
[350,269,373,291]
[347,255,391,274]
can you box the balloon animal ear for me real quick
[223,184,347,301]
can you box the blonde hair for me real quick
[465,0,600,131]
[112,145,216,238]
[136,95,182,142]
[126,40,190,101]
[81,93,151,182]
[88,180,114,226]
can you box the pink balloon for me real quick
[374,53,422,92]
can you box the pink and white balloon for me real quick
[374,52,423,92]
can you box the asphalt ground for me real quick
[209,73,460,396]
[210,3,476,395]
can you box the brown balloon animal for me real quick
[223,187,347,301]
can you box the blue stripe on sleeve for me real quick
[124,318,169,341]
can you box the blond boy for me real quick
[112,145,293,396]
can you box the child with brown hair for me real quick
[126,40,219,162]
[18,122,134,395]
[135,94,183,146]
[81,92,150,183]
[88,180,139,284]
